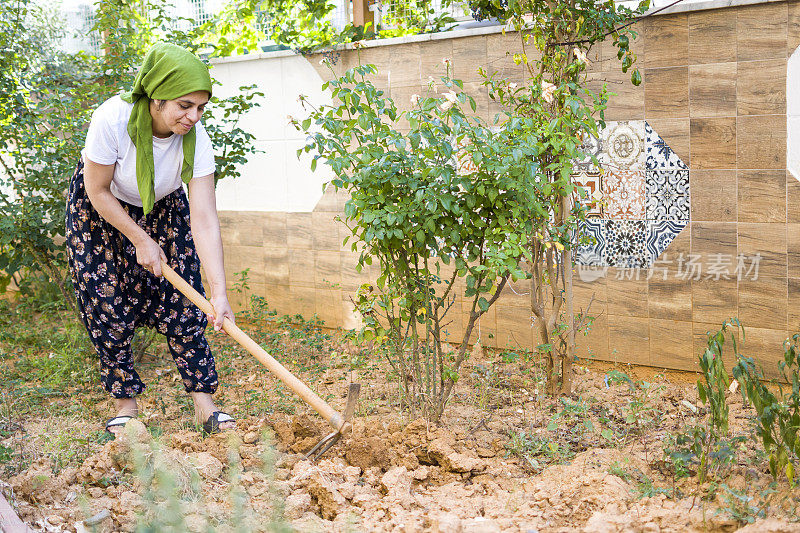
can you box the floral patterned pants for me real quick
[66,159,219,398]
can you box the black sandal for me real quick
[202,411,236,435]
[105,415,135,437]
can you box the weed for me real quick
[608,460,631,482]
[717,484,766,525]
[506,430,574,472]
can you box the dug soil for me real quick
[2,317,799,532]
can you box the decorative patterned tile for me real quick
[576,219,606,266]
[646,193,690,221]
[645,169,690,220]
[573,120,690,268]
[574,130,603,173]
[647,220,688,259]
[573,170,603,217]
[601,121,646,171]
[645,121,688,170]
[602,169,645,219]
[604,220,649,268]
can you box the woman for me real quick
[66,42,235,436]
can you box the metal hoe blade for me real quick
[304,383,361,462]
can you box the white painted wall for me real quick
[788,46,800,182]
[210,54,333,212]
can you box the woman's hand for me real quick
[208,294,234,333]
[135,237,167,277]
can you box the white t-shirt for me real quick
[82,95,215,206]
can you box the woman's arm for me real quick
[83,159,167,276]
[187,174,234,330]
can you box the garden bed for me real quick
[0,300,798,532]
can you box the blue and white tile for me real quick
[603,220,649,268]
[646,193,690,221]
[575,219,606,266]
[645,121,688,170]
[646,220,688,261]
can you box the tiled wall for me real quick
[217,0,800,376]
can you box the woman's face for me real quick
[151,90,210,137]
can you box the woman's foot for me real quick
[190,392,236,433]
[107,397,139,437]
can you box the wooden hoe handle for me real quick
[160,262,347,433]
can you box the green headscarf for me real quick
[120,42,213,214]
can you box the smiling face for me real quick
[149,90,210,138]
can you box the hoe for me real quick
[161,261,360,461]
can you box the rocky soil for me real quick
[4,364,800,532]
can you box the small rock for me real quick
[428,438,486,473]
[188,452,224,480]
[84,509,110,526]
[306,473,347,520]
[88,487,104,498]
[463,517,500,533]
[284,492,312,520]
[243,431,259,444]
[432,512,462,533]
[47,515,64,525]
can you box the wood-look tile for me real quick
[645,118,690,164]
[692,277,738,324]
[264,283,293,316]
[690,118,736,169]
[339,250,368,291]
[573,276,608,320]
[691,170,737,222]
[487,32,524,79]
[601,21,644,72]
[576,312,609,362]
[790,0,800,53]
[607,268,649,317]
[739,277,788,330]
[738,223,787,279]
[288,285,317,319]
[649,319,694,371]
[788,225,800,278]
[420,39,454,80]
[288,249,315,287]
[691,221,738,258]
[693,322,740,371]
[260,212,288,248]
[608,315,650,365]
[263,247,289,285]
[388,42,422,86]
[737,3,788,62]
[643,14,688,68]
[315,287,343,327]
[463,81,490,122]
[688,9,737,64]
[737,116,786,170]
[312,211,341,251]
[586,70,644,121]
[315,250,342,288]
[648,229,691,321]
[788,277,800,330]
[496,303,534,349]
[789,172,800,223]
[355,46,392,87]
[644,67,689,118]
[738,170,786,223]
[737,59,786,116]
[314,185,346,213]
[453,36,488,82]
[688,63,736,118]
[224,245,265,285]
[739,326,789,379]
[286,213,313,249]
